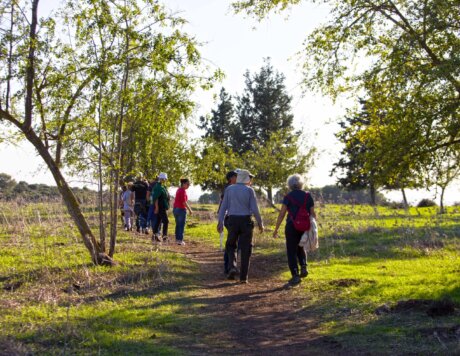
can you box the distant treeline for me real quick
[199,185,388,205]
[0,173,96,202]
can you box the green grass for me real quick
[254,204,460,353]
[0,202,459,354]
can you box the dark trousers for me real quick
[134,199,148,230]
[226,215,254,281]
[285,222,307,277]
[153,209,169,237]
[147,205,161,234]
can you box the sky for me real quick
[1,0,459,204]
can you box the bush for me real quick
[417,198,437,207]
[381,200,408,209]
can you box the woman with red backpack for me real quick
[273,174,316,286]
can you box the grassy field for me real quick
[0,201,459,354]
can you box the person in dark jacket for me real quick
[273,174,316,285]
[151,172,170,242]
[132,174,149,234]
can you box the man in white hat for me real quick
[217,169,264,283]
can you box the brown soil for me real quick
[160,240,348,355]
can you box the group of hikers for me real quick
[120,169,316,286]
[119,173,192,246]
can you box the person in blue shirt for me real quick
[218,170,238,275]
[217,169,264,283]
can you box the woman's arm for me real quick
[310,206,316,219]
[185,201,193,215]
[273,204,288,238]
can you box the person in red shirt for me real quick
[173,178,193,245]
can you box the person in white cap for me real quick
[217,169,264,283]
[150,172,170,242]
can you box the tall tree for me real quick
[429,146,460,213]
[192,138,242,192]
[197,61,314,203]
[199,87,237,147]
[235,59,295,153]
[234,0,460,189]
[243,130,314,204]
[332,100,420,206]
[0,0,216,264]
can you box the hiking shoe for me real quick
[227,268,238,280]
[136,227,140,233]
[177,241,185,246]
[152,234,161,242]
[300,266,308,278]
[289,275,301,286]
[239,279,248,284]
[162,236,168,242]
[144,228,149,235]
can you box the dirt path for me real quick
[161,240,346,355]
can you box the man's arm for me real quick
[249,188,263,231]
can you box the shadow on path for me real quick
[159,240,348,355]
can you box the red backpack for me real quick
[285,192,311,232]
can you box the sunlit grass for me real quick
[0,201,459,354]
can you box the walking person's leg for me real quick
[161,209,169,241]
[139,201,148,233]
[285,223,303,284]
[174,208,186,244]
[152,212,161,241]
[297,245,308,277]
[134,202,141,232]
[124,209,131,230]
[225,216,239,279]
[238,217,254,283]
[223,216,230,274]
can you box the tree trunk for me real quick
[440,186,446,214]
[369,183,376,206]
[267,186,273,205]
[0,0,113,266]
[109,26,130,257]
[97,83,106,251]
[401,188,409,210]
[24,128,114,265]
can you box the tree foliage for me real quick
[0,0,217,264]
[233,0,460,196]
[199,87,237,147]
[195,60,314,202]
[332,99,420,205]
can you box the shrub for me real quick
[381,200,408,209]
[417,198,437,207]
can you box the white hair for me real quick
[287,174,304,191]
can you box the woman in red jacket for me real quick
[173,178,193,245]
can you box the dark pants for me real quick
[153,209,169,237]
[134,199,148,230]
[226,215,254,281]
[147,205,161,234]
[285,222,307,277]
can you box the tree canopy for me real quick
[233,0,460,196]
[0,0,218,264]
[195,60,314,202]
